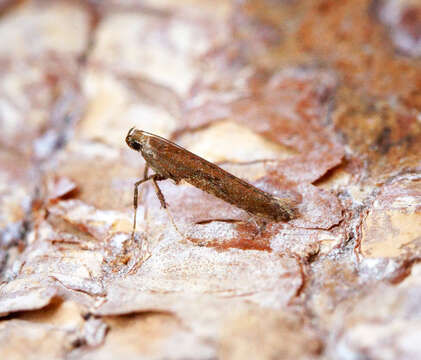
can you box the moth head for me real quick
[126,127,147,151]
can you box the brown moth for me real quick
[126,127,297,238]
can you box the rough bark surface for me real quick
[1,0,420,359]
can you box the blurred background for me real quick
[0,0,421,359]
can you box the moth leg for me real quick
[151,175,185,240]
[257,219,268,234]
[246,212,267,234]
[143,163,149,179]
[131,174,155,242]
[142,164,150,220]
[151,175,167,209]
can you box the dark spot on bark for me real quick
[373,126,392,154]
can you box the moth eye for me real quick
[131,140,142,151]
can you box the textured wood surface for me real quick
[0,0,420,359]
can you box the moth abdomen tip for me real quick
[275,198,299,222]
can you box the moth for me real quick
[126,127,297,238]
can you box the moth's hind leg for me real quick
[246,212,268,235]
